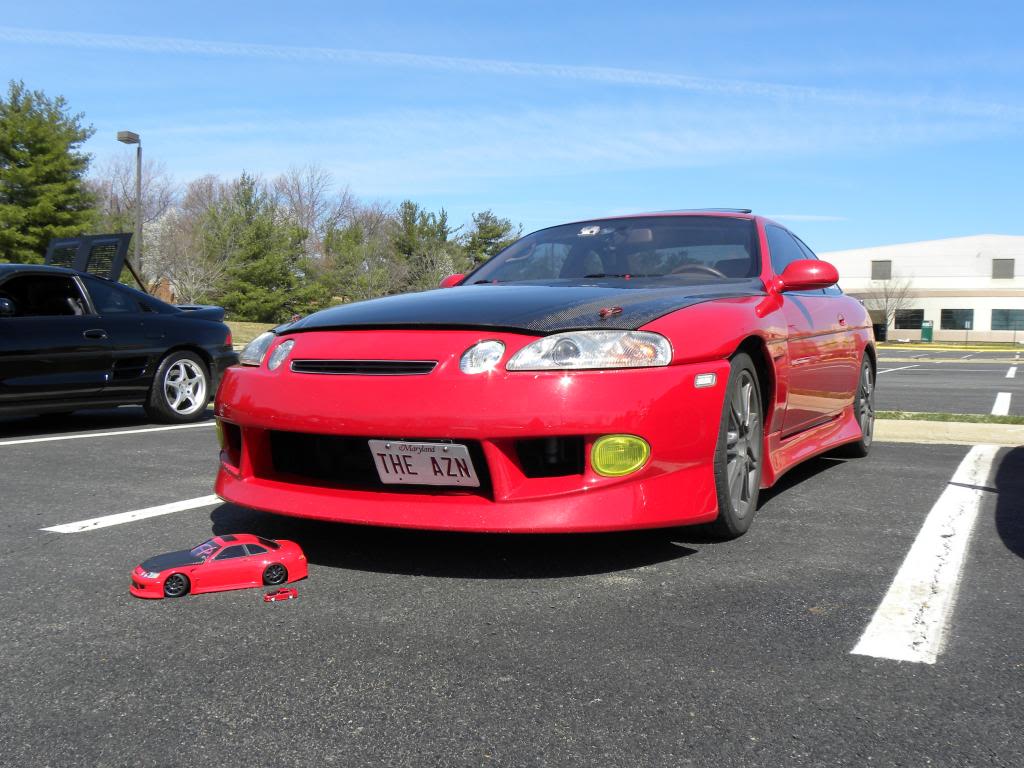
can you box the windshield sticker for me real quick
[578,225,601,237]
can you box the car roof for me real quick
[0,262,80,277]
[213,533,261,546]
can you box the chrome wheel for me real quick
[163,573,189,598]
[163,359,207,416]
[263,564,287,586]
[724,370,762,519]
[856,362,875,445]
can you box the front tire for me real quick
[145,351,210,424]
[836,356,875,458]
[708,352,765,539]
[163,573,190,598]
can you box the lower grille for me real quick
[267,431,492,497]
[290,360,437,376]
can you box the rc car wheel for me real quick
[263,564,288,586]
[836,355,875,458]
[163,573,190,598]
[145,351,210,424]
[709,352,764,539]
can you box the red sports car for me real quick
[129,534,307,598]
[214,211,874,537]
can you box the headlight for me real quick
[267,339,295,371]
[506,331,672,371]
[141,570,161,579]
[460,340,505,374]
[239,332,275,366]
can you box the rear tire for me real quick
[836,355,875,458]
[145,351,210,424]
[263,564,288,586]
[708,352,764,539]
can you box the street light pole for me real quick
[116,130,142,283]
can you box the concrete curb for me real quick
[875,419,1024,446]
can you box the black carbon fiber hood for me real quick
[290,280,765,335]
[140,550,204,573]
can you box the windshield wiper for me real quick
[582,273,653,278]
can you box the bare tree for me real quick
[273,164,355,259]
[859,277,916,330]
[88,156,178,281]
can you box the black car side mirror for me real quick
[0,297,15,317]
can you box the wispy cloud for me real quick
[2,25,1023,121]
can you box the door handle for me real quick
[83,329,108,340]
[837,314,847,327]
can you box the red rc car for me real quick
[263,587,298,602]
[130,534,307,599]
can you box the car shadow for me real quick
[994,446,1024,560]
[209,504,697,579]
[755,453,848,509]
[0,406,214,438]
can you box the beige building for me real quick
[821,235,1024,342]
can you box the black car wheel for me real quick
[836,356,875,458]
[708,352,764,539]
[163,573,190,598]
[145,351,210,424]
[263,564,288,586]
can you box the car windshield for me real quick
[189,539,220,560]
[468,215,759,284]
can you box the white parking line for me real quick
[851,444,1000,664]
[0,421,214,447]
[1008,366,1018,379]
[961,354,974,360]
[878,365,920,374]
[41,494,221,533]
[991,392,1011,416]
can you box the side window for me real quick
[215,545,248,560]
[765,226,807,275]
[84,278,141,314]
[0,274,88,317]
[245,544,268,556]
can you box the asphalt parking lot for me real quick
[877,348,1022,415]
[1,396,1022,768]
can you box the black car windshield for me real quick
[189,539,219,560]
[468,216,759,284]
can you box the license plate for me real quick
[368,440,480,487]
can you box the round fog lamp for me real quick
[591,434,650,477]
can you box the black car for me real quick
[0,264,237,422]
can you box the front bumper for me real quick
[129,570,163,599]
[214,330,730,533]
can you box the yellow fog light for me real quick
[591,434,650,477]
[215,419,226,450]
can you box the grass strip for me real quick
[877,410,1024,425]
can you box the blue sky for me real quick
[1,1,1021,251]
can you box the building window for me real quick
[992,259,1015,279]
[940,308,974,330]
[871,260,892,280]
[992,308,1024,330]
[894,309,924,329]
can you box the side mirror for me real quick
[776,260,839,292]
[0,297,15,317]
[439,273,465,288]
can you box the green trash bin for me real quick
[920,320,934,342]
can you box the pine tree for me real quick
[462,210,520,267]
[212,173,330,322]
[0,81,96,263]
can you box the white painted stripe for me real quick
[992,392,1011,416]
[1007,366,1018,379]
[960,354,974,360]
[878,365,919,374]
[851,444,1000,664]
[41,494,220,533]
[0,421,214,446]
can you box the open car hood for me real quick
[289,280,765,335]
